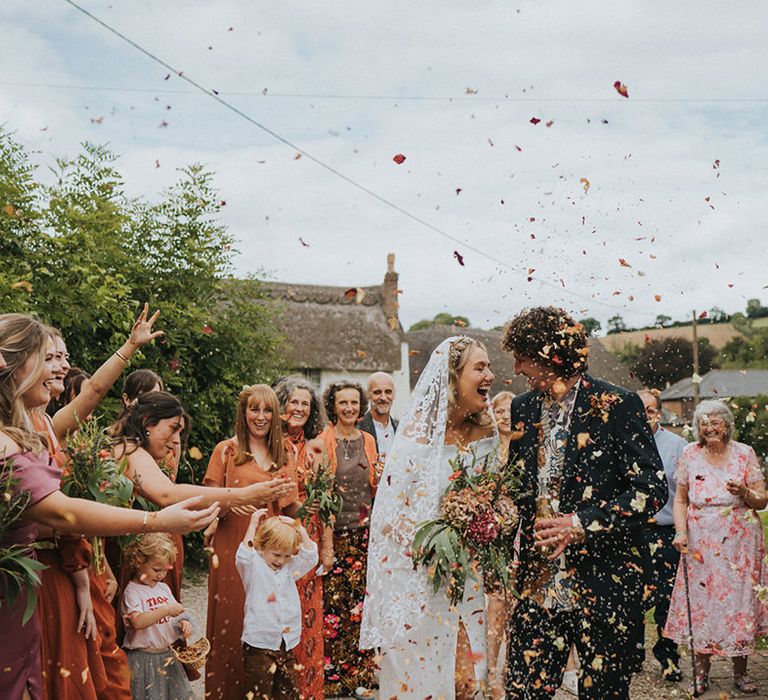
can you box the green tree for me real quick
[731,396,768,461]
[409,313,470,332]
[578,317,601,336]
[655,314,672,328]
[719,330,768,369]
[606,314,627,335]
[0,130,286,567]
[630,337,717,389]
[746,298,768,319]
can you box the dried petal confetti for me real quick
[613,80,629,98]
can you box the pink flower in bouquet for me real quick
[466,510,500,545]
[324,613,340,639]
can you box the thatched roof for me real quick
[406,326,642,395]
[258,281,403,372]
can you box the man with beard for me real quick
[359,371,398,465]
[502,306,666,700]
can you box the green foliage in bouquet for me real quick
[60,418,134,570]
[0,459,48,623]
[60,418,133,507]
[412,447,522,606]
[296,458,343,528]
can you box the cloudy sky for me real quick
[2,1,767,332]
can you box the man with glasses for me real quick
[639,389,687,682]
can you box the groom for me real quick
[502,307,666,700]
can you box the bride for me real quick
[360,336,501,699]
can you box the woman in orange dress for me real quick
[319,380,379,697]
[275,376,329,700]
[202,384,301,700]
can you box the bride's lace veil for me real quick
[361,335,475,650]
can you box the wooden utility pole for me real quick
[692,310,700,406]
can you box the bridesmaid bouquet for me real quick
[297,457,343,528]
[60,418,133,571]
[0,458,47,623]
[412,448,522,606]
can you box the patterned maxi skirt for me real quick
[295,513,325,699]
[323,527,378,696]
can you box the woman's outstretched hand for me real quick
[244,478,295,506]
[128,303,164,348]
[155,496,220,533]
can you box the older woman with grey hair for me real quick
[273,376,328,700]
[664,400,768,696]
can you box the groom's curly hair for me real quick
[501,306,589,379]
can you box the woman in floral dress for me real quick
[665,400,768,695]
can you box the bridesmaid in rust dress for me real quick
[276,376,329,700]
[202,384,300,700]
[32,312,163,700]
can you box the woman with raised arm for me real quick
[30,308,165,700]
[361,336,498,700]
[201,383,300,700]
[0,312,219,700]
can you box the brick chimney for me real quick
[383,253,399,331]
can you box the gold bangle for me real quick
[140,510,149,532]
[115,350,129,363]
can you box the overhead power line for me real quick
[60,0,654,317]
[3,80,767,103]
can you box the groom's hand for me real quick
[534,514,584,560]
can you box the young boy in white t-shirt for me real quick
[236,510,318,699]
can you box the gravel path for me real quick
[182,572,768,699]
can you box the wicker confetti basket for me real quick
[170,609,210,672]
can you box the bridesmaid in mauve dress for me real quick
[0,451,62,700]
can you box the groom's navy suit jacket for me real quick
[509,374,667,631]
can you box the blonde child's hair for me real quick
[124,532,178,574]
[254,516,301,555]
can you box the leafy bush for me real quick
[1,129,287,568]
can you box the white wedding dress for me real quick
[360,337,498,699]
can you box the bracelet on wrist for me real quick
[115,349,129,363]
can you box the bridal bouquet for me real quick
[60,418,133,571]
[1,458,48,623]
[296,457,343,528]
[412,448,522,606]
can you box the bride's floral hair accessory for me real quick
[502,306,589,378]
[448,335,475,368]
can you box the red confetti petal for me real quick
[453,251,465,266]
[392,153,406,164]
[529,117,541,125]
[613,81,629,98]
[618,258,631,268]
[202,324,213,335]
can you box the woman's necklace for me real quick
[337,428,357,460]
